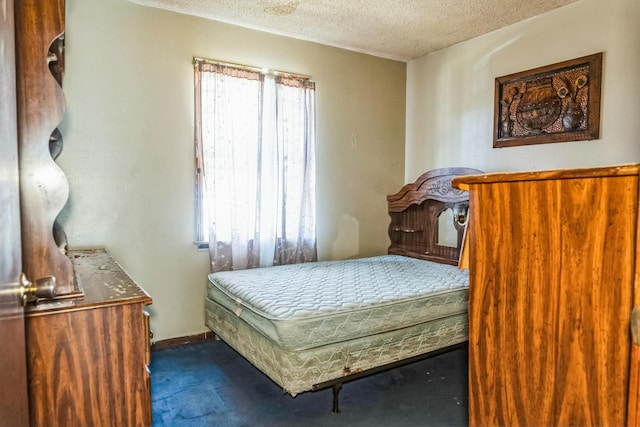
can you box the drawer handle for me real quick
[631,308,640,346]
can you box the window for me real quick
[194,59,317,272]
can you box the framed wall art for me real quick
[493,52,603,148]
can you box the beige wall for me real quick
[406,0,640,179]
[59,0,406,341]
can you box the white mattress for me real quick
[207,255,469,351]
[205,295,468,396]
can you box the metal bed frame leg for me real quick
[331,383,342,414]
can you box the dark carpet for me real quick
[150,339,468,427]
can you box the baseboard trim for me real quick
[151,331,217,351]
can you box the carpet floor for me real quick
[150,339,468,427]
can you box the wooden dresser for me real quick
[12,1,153,425]
[25,249,153,427]
[453,164,640,427]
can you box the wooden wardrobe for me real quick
[453,164,640,427]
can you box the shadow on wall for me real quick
[331,214,360,259]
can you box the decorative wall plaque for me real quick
[493,53,602,148]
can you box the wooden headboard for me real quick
[387,167,483,265]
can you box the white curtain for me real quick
[194,61,317,272]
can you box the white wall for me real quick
[59,0,638,342]
[59,0,406,341]
[406,0,640,179]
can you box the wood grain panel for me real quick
[388,200,463,265]
[454,163,640,189]
[465,173,636,426]
[387,167,483,265]
[27,303,151,427]
[25,250,152,427]
[14,0,76,295]
[387,167,482,212]
[626,176,640,425]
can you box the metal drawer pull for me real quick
[631,308,640,346]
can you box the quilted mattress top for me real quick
[207,255,469,351]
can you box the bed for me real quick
[204,167,483,412]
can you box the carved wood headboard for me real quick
[387,167,483,266]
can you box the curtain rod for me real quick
[193,56,312,80]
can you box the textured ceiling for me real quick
[128,0,579,61]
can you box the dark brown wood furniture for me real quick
[14,1,154,425]
[453,164,640,427]
[15,0,78,297]
[388,167,483,265]
[26,249,153,427]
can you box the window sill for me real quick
[195,241,209,251]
